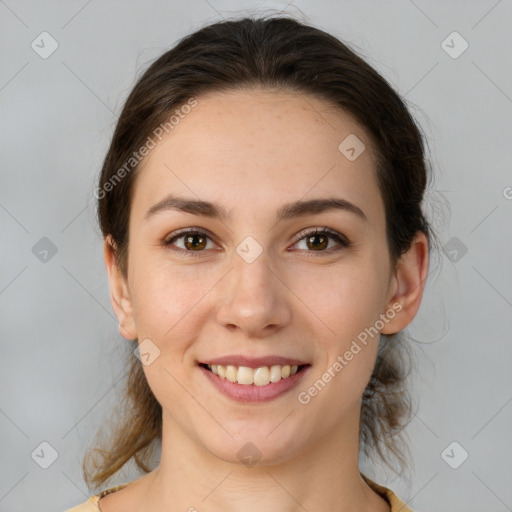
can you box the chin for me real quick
[201,423,306,468]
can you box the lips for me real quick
[198,355,310,402]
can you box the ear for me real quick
[104,235,138,340]
[381,231,429,335]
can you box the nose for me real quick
[214,249,292,338]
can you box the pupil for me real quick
[186,234,206,250]
[308,234,327,250]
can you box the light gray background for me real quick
[1,1,511,511]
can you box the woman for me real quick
[68,15,433,512]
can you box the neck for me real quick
[136,409,389,512]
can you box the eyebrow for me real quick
[144,194,367,223]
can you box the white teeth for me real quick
[205,363,301,385]
[253,366,270,386]
[225,365,237,383]
[237,366,254,385]
[270,365,282,383]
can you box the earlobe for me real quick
[381,231,429,335]
[104,236,138,340]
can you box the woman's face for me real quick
[111,88,403,465]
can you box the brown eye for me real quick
[183,233,207,251]
[305,233,329,251]
[165,229,216,256]
[293,228,350,254]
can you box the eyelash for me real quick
[163,227,350,258]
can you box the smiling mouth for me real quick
[199,363,309,386]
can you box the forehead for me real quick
[131,88,384,225]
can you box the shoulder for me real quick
[361,473,415,512]
[64,497,100,512]
[65,483,131,512]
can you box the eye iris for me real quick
[185,234,206,251]
[307,234,328,251]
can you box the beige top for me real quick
[65,473,414,511]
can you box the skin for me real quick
[101,88,429,512]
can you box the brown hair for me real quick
[85,14,437,489]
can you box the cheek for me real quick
[129,258,221,349]
[292,260,386,392]
[291,259,387,341]
[131,267,213,409]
